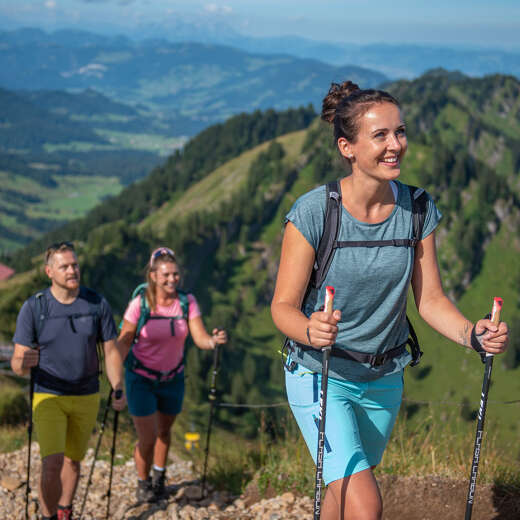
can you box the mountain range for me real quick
[0,28,387,118]
[4,25,519,80]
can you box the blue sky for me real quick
[1,0,519,49]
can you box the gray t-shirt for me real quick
[285,180,442,382]
[13,286,117,395]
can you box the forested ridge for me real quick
[2,70,520,441]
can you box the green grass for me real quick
[28,175,122,219]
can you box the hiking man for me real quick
[11,241,126,520]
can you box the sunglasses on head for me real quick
[150,247,176,268]
[45,241,75,263]
[47,241,75,251]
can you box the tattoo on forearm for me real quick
[458,321,471,347]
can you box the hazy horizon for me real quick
[1,0,519,52]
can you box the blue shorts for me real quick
[285,362,403,485]
[125,369,185,417]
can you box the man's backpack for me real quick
[122,283,190,381]
[31,288,104,344]
[295,180,427,368]
[28,287,105,393]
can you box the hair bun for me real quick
[321,81,361,124]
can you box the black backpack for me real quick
[287,180,427,369]
[28,288,104,393]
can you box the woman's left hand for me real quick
[473,319,509,355]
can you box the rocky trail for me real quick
[1,444,519,519]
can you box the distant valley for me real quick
[0,87,182,252]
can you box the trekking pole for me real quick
[314,286,335,520]
[201,338,222,496]
[25,369,35,520]
[464,297,503,520]
[78,388,113,520]
[106,389,122,519]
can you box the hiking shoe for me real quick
[57,505,73,520]
[136,477,156,503]
[152,468,166,499]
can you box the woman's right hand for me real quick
[306,309,341,349]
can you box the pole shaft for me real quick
[464,355,493,519]
[106,410,119,519]
[313,346,331,520]
[202,344,220,494]
[25,370,34,520]
[79,389,113,520]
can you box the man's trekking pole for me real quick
[106,388,122,519]
[314,286,335,520]
[25,369,35,520]
[78,388,113,520]
[464,297,503,520]
[201,340,221,496]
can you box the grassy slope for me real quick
[141,129,308,235]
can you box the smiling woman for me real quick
[270,79,509,520]
[117,246,228,503]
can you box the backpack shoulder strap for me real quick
[81,287,104,337]
[134,284,150,340]
[311,180,342,289]
[177,290,190,321]
[30,290,48,346]
[409,185,428,244]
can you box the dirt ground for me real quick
[374,475,518,520]
[242,474,520,520]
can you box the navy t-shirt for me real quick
[13,286,117,395]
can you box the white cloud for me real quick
[44,0,57,9]
[204,3,232,14]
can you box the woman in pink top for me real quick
[118,247,227,503]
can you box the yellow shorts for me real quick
[32,392,100,460]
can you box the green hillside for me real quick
[2,71,520,447]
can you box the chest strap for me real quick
[145,315,185,336]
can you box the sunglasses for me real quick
[149,247,176,268]
[45,241,75,263]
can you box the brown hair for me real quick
[145,249,178,312]
[45,241,75,265]
[321,81,400,144]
